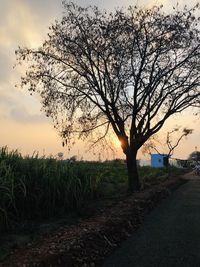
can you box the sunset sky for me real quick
[0,0,199,161]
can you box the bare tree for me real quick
[166,128,193,160]
[143,127,193,164]
[16,2,200,192]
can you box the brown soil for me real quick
[0,176,187,267]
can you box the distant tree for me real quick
[188,151,200,161]
[69,155,77,162]
[16,3,200,192]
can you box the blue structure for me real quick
[151,154,168,168]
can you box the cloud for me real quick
[10,106,49,124]
[0,3,40,49]
[24,0,62,21]
[70,0,199,13]
[0,0,62,50]
[0,94,15,106]
[0,76,49,126]
[0,51,13,82]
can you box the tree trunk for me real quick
[126,150,140,192]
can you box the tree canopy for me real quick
[188,151,200,161]
[16,2,200,191]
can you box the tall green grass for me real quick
[0,147,105,231]
[0,147,172,232]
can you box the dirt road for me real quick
[103,176,200,267]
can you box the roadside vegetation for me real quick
[0,146,182,233]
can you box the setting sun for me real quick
[113,138,121,148]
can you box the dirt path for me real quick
[103,175,200,267]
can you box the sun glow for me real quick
[113,138,121,148]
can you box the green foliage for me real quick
[0,147,100,231]
[188,151,200,161]
[139,166,184,188]
[139,166,168,187]
[0,147,173,232]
